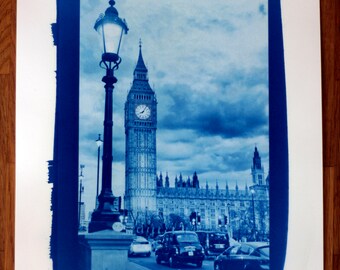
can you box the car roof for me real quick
[165,231,197,235]
[134,236,148,242]
[196,231,220,233]
[240,242,269,249]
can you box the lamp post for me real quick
[95,134,103,208]
[251,189,256,235]
[88,0,128,233]
[78,165,85,230]
[227,203,231,236]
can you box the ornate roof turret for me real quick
[159,172,163,187]
[251,146,265,185]
[186,176,191,187]
[252,146,262,170]
[192,171,199,188]
[225,180,229,196]
[179,173,183,187]
[175,175,178,187]
[165,172,170,188]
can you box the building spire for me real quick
[192,171,199,188]
[251,146,265,185]
[165,172,170,188]
[252,146,262,170]
[159,171,163,187]
[134,39,148,78]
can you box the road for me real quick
[128,253,214,270]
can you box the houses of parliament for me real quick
[123,43,269,238]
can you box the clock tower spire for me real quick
[251,146,265,185]
[124,42,157,213]
[134,39,148,80]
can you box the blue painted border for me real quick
[269,0,289,269]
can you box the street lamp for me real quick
[251,189,256,235]
[78,165,85,230]
[95,134,103,208]
[88,0,128,233]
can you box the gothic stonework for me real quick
[155,149,269,238]
[124,43,157,212]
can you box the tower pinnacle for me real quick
[134,40,148,79]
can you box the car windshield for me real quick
[209,233,229,244]
[175,234,199,243]
[134,241,149,245]
[256,246,270,257]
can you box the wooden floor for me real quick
[0,0,339,269]
[321,0,340,268]
[0,0,16,269]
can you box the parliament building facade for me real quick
[124,45,269,239]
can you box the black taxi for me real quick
[196,231,230,257]
[155,231,205,268]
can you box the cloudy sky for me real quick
[79,0,269,212]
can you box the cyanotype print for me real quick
[51,0,272,269]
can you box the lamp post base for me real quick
[88,212,121,233]
[79,230,134,270]
[88,193,121,233]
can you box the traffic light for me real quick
[218,217,222,226]
[190,211,197,225]
[197,214,201,223]
[224,215,228,224]
[190,211,196,220]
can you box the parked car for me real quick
[128,236,152,257]
[196,231,230,257]
[155,231,205,268]
[214,242,270,270]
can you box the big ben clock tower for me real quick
[124,42,157,213]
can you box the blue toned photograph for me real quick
[50,0,273,269]
[79,0,269,269]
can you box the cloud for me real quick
[157,80,268,138]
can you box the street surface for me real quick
[128,253,214,270]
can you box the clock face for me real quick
[135,104,151,120]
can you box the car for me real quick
[151,234,164,251]
[196,231,230,257]
[214,242,270,270]
[155,231,205,268]
[128,236,152,257]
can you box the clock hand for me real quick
[140,106,146,114]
